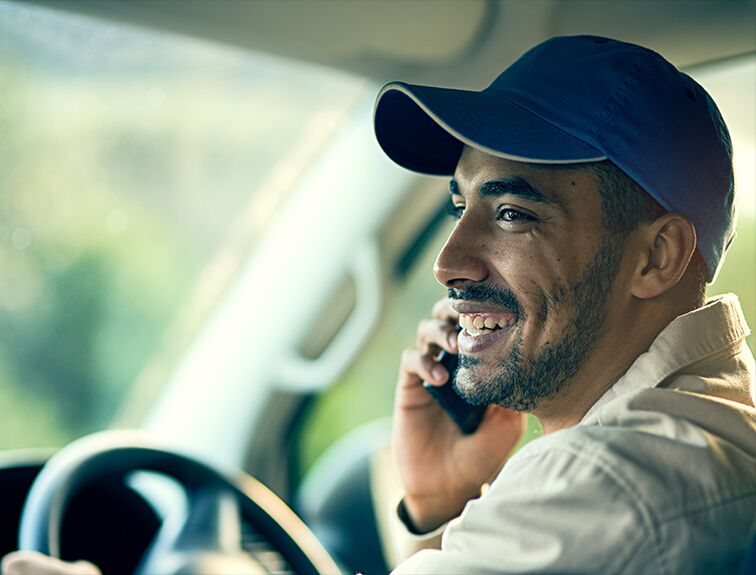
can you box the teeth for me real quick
[469,323,486,335]
[459,314,517,336]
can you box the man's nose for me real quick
[433,218,489,288]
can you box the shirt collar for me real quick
[581,294,750,423]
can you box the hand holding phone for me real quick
[394,302,525,532]
[423,347,486,435]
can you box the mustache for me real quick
[448,284,523,318]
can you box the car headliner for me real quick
[21,0,756,88]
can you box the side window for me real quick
[0,2,363,451]
[694,56,755,341]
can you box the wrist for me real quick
[402,492,473,533]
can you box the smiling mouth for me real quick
[455,311,519,355]
[458,313,516,336]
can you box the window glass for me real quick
[296,54,756,478]
[693,56,756,331]
[0,1,364,449]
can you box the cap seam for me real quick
[488,88,605,150]
[594,55,648,140]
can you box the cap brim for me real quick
[374,82,606,176]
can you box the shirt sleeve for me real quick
[389,498,448,561]
[390,439,654,574]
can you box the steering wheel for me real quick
[18,431,342,575]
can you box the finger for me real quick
[399,348,448,389]
[431,298,459,322]
[416,319,459,353]
[2,552,100,575]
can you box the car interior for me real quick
[0,1,753,574]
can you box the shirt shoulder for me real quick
[393,431,655,574]
[393,424,755,574]
[510,419,755,523]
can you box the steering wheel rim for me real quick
[18,430,342,575]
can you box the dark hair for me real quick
[590,161,707,304]
[590,161,666,237]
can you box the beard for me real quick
[450,239,624,412]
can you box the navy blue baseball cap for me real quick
[374,35,735,281]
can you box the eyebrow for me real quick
[449,177,556,205]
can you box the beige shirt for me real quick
[391,294,756,574]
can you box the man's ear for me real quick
[631,213,697,300]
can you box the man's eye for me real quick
[445,201,465,220]
[497,208,533,223]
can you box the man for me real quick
[3,35,754,575]
[373,35,755,573]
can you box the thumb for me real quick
[2,551,100,575]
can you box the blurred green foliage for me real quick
[0,2,360,450]
[0,59,198,446]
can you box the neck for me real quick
[533,355,631,435]
[532,296,696,434]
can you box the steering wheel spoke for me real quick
[18,431,341,575]
[135,486,266,575]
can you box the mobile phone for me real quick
[423,348,487,435]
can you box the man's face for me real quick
[436,146,625,411]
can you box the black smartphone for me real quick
[423,348,487,435]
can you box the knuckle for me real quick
[422,319,447,338]
[418,351,435,370]
[401,348,420,366]
[431,298,448,317]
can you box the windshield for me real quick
[0,0,365,450]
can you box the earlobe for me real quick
[631,214,696,300]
